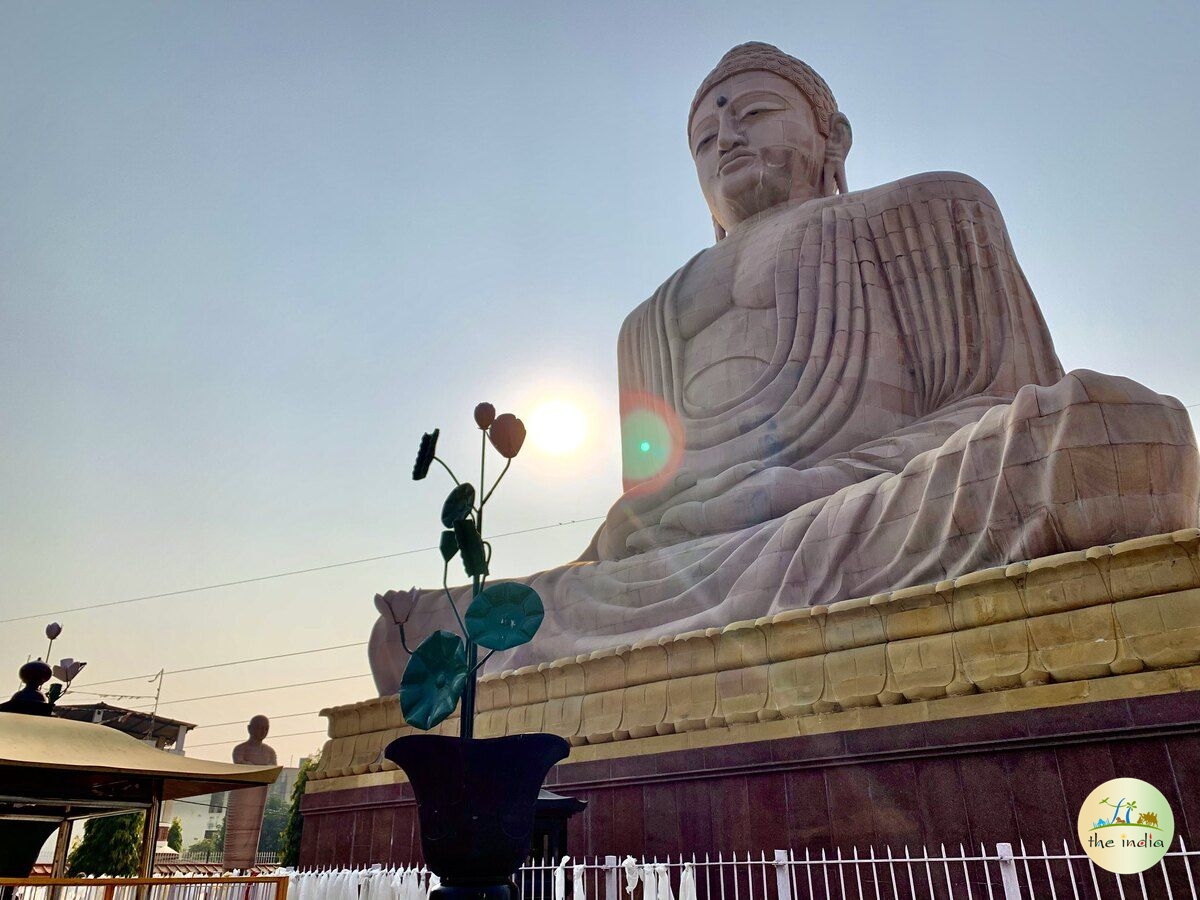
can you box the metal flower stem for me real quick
[458,431,487,740]
[460,577,480,739]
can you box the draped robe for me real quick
[369,172,1199,692]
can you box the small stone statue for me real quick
[223,715,277,870]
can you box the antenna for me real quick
[147,669,165,744]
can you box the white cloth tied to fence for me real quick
[653,864,673,900]
[640,864,656,900]
[553,857,569,900]
[617,856,679,900]
[282,867,435,900]
[572,861,587,900]
[677,864,695,900]
[621,857,639,895]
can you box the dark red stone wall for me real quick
[300,691,1200,868]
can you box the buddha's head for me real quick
[689,42,852,240]
[247,714,270,742]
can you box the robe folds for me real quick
[369,172,1199,691]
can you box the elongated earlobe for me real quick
[713,216,727,242]
[821,113,853,197]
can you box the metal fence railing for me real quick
[508,840,1200,900]
[174,852,280,868]
[0,876,289,900]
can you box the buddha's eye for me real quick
[696,135,715,152]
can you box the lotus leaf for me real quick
[439,529,459,562]
[441,483,476,528]
[399,630,468,730]
[465,583,544,651]
[412,429,439,481]
[454,518,488,577]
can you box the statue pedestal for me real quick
[301,530,1200,866]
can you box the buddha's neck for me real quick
[721,195,814,240]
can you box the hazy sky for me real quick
[2,1,1198,771]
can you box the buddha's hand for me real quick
[656,464,854,537]
[599,462,763,558]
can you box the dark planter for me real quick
[384,732,569,900]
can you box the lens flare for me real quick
[620,392,684,491]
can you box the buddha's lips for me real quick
[718,151,754,172]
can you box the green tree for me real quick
[67,813,143,876]
[257,793,288,855]
[185,816,225,860]
[166,817,183,852]
[278,755,318,867]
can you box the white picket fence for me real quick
[515,840,1200,900]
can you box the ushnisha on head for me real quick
[688,42,852,240]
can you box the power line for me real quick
[189,729,327,749]
[0,515,604,625]
[130,672,374,708]
[69,690,159,701]
[194,709,324,730]
[76,642,368,689]
[8,398,1200,630]
[173,797,228,811]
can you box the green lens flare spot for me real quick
[622,410,673,480]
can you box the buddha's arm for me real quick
[627,399,999,548]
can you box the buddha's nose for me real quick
[716,108,746,152]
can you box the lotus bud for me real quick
[474,402,496,430]
[487,413,527,459]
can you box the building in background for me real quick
[53,702,194,752]
[172,791,229,851]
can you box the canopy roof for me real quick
[0,712,280,820]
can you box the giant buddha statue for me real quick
[369,42,1199,693]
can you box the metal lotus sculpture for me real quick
[390,403,542,737]
[0,624,87,716]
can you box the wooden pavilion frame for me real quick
[0,713,280,878]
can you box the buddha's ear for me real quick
[821,113,853,196]
[712,215,727,242]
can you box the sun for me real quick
[528,400,588,455]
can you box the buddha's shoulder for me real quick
[845,171,1001,213]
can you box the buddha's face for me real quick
[690,70,826,232]
[248,715,270,741]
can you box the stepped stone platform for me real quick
[300,530,1200,866]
